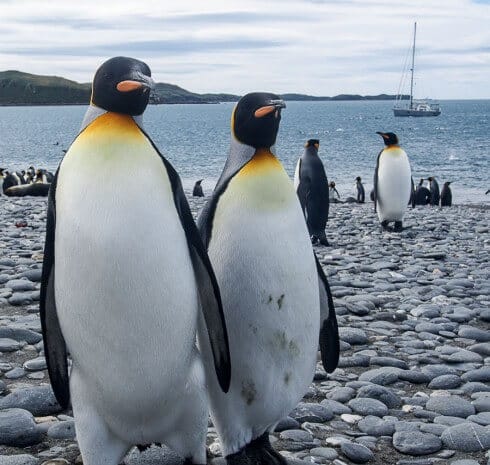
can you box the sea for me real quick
[0,99,488,204]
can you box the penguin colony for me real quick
[31,55,458,465]
[0,167,53,196]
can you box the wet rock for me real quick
[441,422,490,452]
[0,408,43,446]
[0,386,62,416]
[392,431,442,455]
[425,395,475,418]
[340,442,374,463]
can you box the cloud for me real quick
[0,0,489,98]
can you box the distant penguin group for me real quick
[38,58,339,465]
[1,166,53,196]
[414,177,452,207]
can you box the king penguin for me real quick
[440,181,452,207]
[293,139,330,246]
[197,93,339,465]
[427,176,440,206]
[39,56,231,465]
[373,132,414,232]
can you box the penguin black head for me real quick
[91,56,155,116]
[356,176,361,182]
[427,176,434,182]
[305,139,320,149]
[376,132,399,146]
[444,181,451,186]
[232,92,286,148]
[329,181,336,188]
[196,179,203,185]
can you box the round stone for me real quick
[347,398,388,417]
[47,420,76,439]
[357,416,395,437]
[279,429,314,443]
[289,402,333,423]
[356,384,402,408]
[392,431,442,455]
[0,408,43,446]
[428,375,462,389]
[358,367,401,385]
[441,422,490,452]
[425,395,475,418]
[0,454,40,465]
[0,386,62,416]
[340,442,374,463]
[338,328,368,345]
[0,338,21,352]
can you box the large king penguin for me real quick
[39,57,231,465]
[293,139,330,246]
[197,93,339,465]
[373,132,414,232]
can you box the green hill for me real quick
[0,70,406,105]
[0,71,91,105]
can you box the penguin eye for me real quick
[104,73,113,81]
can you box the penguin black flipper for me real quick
[143,136,231,393]
[39,170,70,409]
[314,254,339,373]
[373,149,382,213]
[411,177,416,208]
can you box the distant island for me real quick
[0,70,408,105]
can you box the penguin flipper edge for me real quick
[158,156,232,393]
[315,254,339,373]
[40,172,70,409]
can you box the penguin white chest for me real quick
[206,152,320,448]
[377,147,412,221]
[54,114,198,415]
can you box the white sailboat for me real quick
[393,22,441,117]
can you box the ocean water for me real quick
[0,100,488,204]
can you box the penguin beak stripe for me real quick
[254,105,276,118]
[116,80,145,92]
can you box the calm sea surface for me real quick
[0,100,488,204]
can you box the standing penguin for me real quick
[40,56,231,465]
[373,132,413,232]
[355,176,365,203]
[427,176,440,206]
[293,139,330,246]
[414,178,430,205]
[193,179,205,197]
[440,181,452,206]
[197,93,339,465]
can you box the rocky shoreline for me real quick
[0,194,489,465]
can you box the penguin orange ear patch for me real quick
[116,80,144,92]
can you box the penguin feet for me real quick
[380,220,390,231]
[311,234,330,247]
[310,235,319,245]
[226,433,287,465]
[393,221,403,232]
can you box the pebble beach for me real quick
[0,193,489,465]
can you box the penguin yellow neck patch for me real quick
[239,149,282,176]
[82,112,142,139]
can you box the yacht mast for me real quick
[409,22,417,110]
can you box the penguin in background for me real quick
[427,176,440,206]
[329,181,341,202]
[193,179,204,197]
[39,56,231,465]
[414,178,430,205]
[2,170,20,194]
[355,176,365,203]
[440,181,452,207]
[294,139,330,246]
[197,92,339,465]
[373,132,413,232]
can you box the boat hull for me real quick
[393,108,441,117]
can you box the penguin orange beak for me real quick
[254,105,276,118]
[254,99,286,118]
[116,80,146,92]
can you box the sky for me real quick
[1,0,489,99]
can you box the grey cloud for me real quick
[11,11,312,31]
[4,37,287,57]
